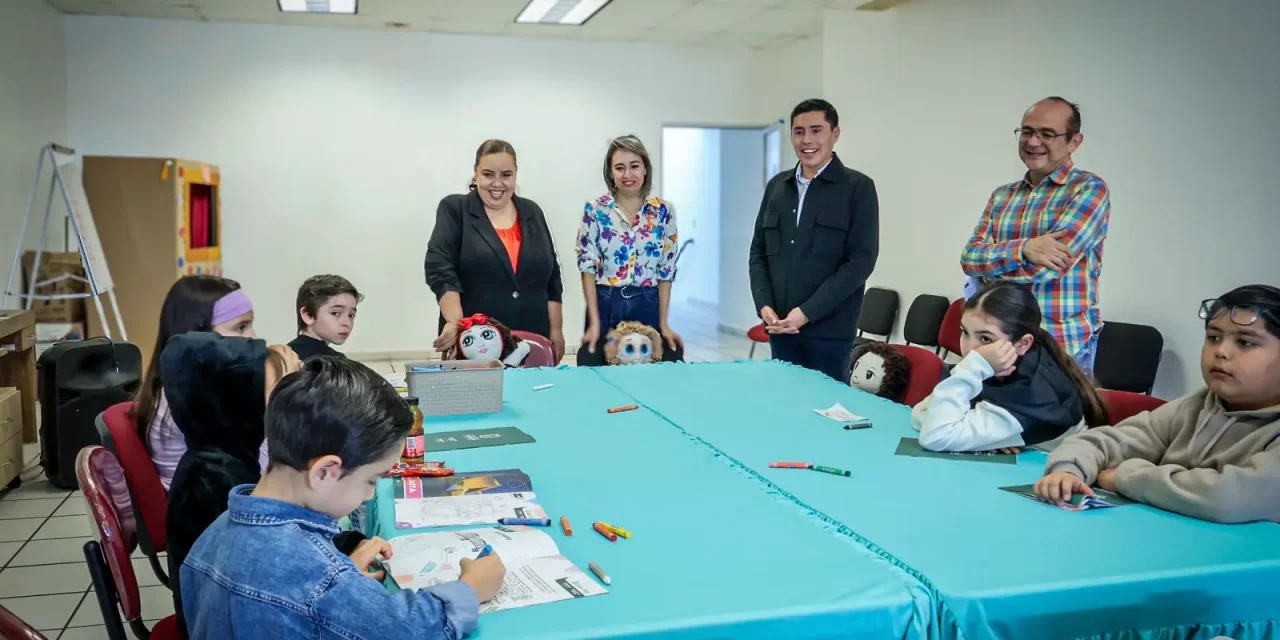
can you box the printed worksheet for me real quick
[387,526,607,613]
[394,491,547,529]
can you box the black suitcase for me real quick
[37,338,142,489]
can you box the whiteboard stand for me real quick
[2,143,127,341]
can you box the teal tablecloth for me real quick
[368,367,924,640]
[595,360,1280,640]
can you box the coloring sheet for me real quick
[387,526,607,612]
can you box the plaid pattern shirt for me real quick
[961,161,1111,356]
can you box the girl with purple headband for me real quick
[133,276,263,489]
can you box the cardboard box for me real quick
[21,251,87,323]
[34,322,85,360]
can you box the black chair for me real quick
[1093,321,1164,394]
[855,287,899,346]
[902,294,950,351]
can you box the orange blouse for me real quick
[494,216,523,273]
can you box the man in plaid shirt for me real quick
[961,97,1111,376]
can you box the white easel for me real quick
[2,143,127,341]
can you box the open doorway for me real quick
[660,122,784,360]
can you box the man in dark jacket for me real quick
[749,99,880,381]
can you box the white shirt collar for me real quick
[795,156,833,185]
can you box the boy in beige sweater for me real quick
[1035,284,1280,524]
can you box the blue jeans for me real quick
[594,285,660,329]
[1073,329,1100,379]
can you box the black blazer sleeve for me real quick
[748,179,777,316]
[425,196,465,298]
[798,177,880,323]
[527,201,564,304]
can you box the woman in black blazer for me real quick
[425,139,565,358]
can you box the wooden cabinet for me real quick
[81,157,223,366]
[0,387,24,488]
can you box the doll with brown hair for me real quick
[604,321,663,365]
[455,313,530,368]
[849,342,911,403]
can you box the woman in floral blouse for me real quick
[576,135,682,354]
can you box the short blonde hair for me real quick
[603,135,653,200]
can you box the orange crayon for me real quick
[607,405,638,414]
[593,522,618,542]
[560,516,573,536]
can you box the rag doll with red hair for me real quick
[454,313,530,368]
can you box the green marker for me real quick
[812,465,850,477]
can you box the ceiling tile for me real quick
[730,7,822,35]
[586,0,690,30]
[639,28,713,46]
[662,2,764,32]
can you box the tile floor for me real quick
[0,440,172,639]
[0,308,760,637]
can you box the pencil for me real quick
[607,405,638,414]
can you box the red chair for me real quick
[889,344,944,407]
[510,330,557,367]
[0,604,50,640]
[747,324,769,359]
[77,446,181,640]
[1099,389,1166,425]
[96,402,170,588]
[937,298,964,357]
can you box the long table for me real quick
[595,360,1280,639]
[368,366,924,640]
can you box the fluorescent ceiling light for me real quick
[278,0,358,14]
[515,0,612,25]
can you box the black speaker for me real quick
[37,338,142,489]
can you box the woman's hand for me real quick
[660,324,683,353]
[433,321,459,353]
[348,536,393,581]
[549,328,565,362]
[582,323,601,354]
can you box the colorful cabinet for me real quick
[82,157,223,366]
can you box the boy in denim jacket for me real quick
[181,357,506,638]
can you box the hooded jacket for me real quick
[1046,388,1280,524]
[162,333,267,635]
[912,343,1086,452]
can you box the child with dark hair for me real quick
[163,332,296,636]
[133,275,256,489]
[180,356,505,639]
[1037,284,1280,523]
[288,274,362,360]
[912,280,1107,453]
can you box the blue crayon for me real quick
[498,517,552,527]
[475,544,492,559]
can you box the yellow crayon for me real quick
[598,522,632,539]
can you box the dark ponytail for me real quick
[966,281,1108,428]
[1032,325,1108,427]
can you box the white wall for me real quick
[718,128,766,334]
[662,127,721,307]
[64,16,756,351]
[0,0,67,308]
[748,35,824,169]
[822,0,1280,398]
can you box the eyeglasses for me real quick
[1199,299,1277,326]
[1014,128,1070,143]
